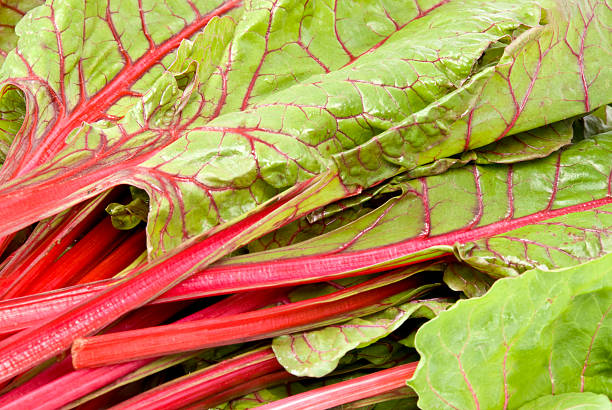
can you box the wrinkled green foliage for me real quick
[106,187,149,230]
[336,0,612,187]
[442,263,494,298]
[216,132,612,278]
[0,0,610,407]
[410,253,612,409]
[0,0,608,259]
[273,299,449,377]
[0,0,43,65]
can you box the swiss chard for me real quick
[0,0,610,407]
[0,0,606,258]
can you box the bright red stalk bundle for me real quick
[257,362,419,410]
[71,271,426,367]
[0,288,289,410]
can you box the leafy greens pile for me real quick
[0,0,610,408]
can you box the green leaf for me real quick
[402,119,575,180]
[273,298,445,377]
[335,0,612,187]
[248,206,369,252]
[0,0,43,65]
[218,132,612,282]
[409,253,612,409]
[518,392,612,410]
[105,187,149,230]
[0,0,553,256]
[217,383,310,409]
[0,85,26,162]
[443,263,495,298]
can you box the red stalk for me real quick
[75,229,146,285]
[0,172,347,383]
[72,270,426,367]
[22,218,127,295]
[6,193,607,326]
[109,347,285,410]
[257,362,419,410]
[0,289,289,410]
[0,191,117,300]
[0,251,444,336]
[0,356,73,398]
[0,302,186,407]
[185,370,298,410]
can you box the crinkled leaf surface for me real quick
[250,118,573,254]
[518,392,612,410]
[211,132,612,285]
[336,0,612,187]
[402,119,575,179]
[409,253,612,410]
[247,206,369,252]
[273,298,447,378]
[0,1,42,160]
[0,0,42,65]
[0,0,573,258]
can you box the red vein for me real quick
[0,1,25,16]
[341,0,450,68]
[240,0,278,110]
[580,301,611,391]
[18,0,243,172]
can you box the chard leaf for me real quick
[576,105,612,140]
[336,0,612,187]
[442,263,494,298]
[0,0,552,256]
[248,206,369,252]
[518,393,612,410]
[0,0,42,160]
[409,253,612,409]
[469,119,574,164]
[106,187,149,230]
[218,383,309,410]
[273,299,447,377]
[208,132,612,290]
[0,86,25,162]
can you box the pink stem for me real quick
[0,177,311,383]
[23,218,127,295]
[0,288,289,410]
[0,249,445,336]
[72,271,425,367]
[184,370,297,410]
[109,348,283,410]
[257,362,419,410]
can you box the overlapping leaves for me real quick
[0,0,608,258]
[409,253,612,409]
[213,132,612,281]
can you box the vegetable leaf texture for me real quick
[409,253,612,409]
[1,0,608,259]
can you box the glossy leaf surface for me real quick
[1,0,599,258]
